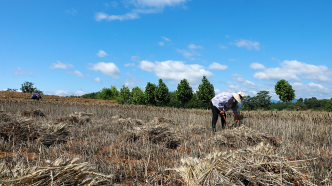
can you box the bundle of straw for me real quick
[0,158,114,186]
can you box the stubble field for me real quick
[0,99,332,185]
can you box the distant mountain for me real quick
[271,99,298,103]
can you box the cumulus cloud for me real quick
[232,73,243,77]
[66,70,84,78]
[49,61,74,69]
[292,82,331,99]
[188,44,203,49]
[87,62,120,79]
[124,73,141,89]
[158,41,165,46]
[250,62,266,70]
[253,60,332,82]
[96,50,109,57]
[208,62,228,70]
[93,77,101,83]
[177,49,195,60]
[235,39,260,50]
[131,55,140,61]
[138,60,213,86]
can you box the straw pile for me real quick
[212,125,280,149]
[21,109,46,117]
[171,142,316,186]
[112,116,181,149]
[0,158,114,186]
[0,118,70,147]
[56,112,92,125]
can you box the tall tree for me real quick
[145,82,157,106]
[325,99,332,112]
[120,85,131,104]
[131,86,145,105]
[256,91,272,110]
[275,79,295,110]
[155,79,170,106]
[20,81,42,94]
[176,79,193,108]
[97,88,113,100]
[197,76,215,109]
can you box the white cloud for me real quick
[235,39,260,50]
[158,41,165,46]
[45,90,86,97]
[49,61,74,69]
[93,77,101,83]
[96,0,187,21]
[138,60,213,86]
[88,62,120,79]
[292,82,331,99]
[208,62,228,70]
[188,44,203,49]
[177,49,195,60]
[253,60,332,82]
[162,36,171,41]
[124,63,135,67]
[97,50,109,57]
[250,62,266,70]
[131,55,140,61]
[124,73,141,89]
[66,70,84,78]
[219,45,227,49]
[13,67,34,76]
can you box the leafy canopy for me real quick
[176,79,193,107]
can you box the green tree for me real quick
[6,88,18,92]
[110,86,119,97]
[97,88,114,100]
[120,85,131,104]
[242,95,258,110]
[325,99,332,112]
[256,91,272,110]
[197,76,215,109]
[145,82,157,106]
[82,92,100,99]
[176,79,193,108]
[20,81,43,94]
[155,79,170,106]
[275,79,295,110]
[131,86,145,105]
[297,98,304,103]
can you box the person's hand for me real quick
[234,119,239,124]
[220,111,225,115]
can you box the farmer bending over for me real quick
[30,93,42,100]
[210,92,245,132]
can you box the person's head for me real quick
[232,92,245,104]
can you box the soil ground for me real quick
[0,91,118,104]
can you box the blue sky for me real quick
[1,0,332,100]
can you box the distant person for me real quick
[210,92,245,132]
[31,93,42,100]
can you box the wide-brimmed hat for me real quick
[232,92,245,104]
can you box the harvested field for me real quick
[0,99,332,185]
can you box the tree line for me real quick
[81,76,215,109]
[7,79,332,111]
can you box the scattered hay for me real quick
[213,125,280,148]
[39,122,71,147]
[56,112,92,125]
[0,158,114,185]
[171,142,316,186]
[190,125,209,134]
[0,111,11,123]
[21,109,46,117]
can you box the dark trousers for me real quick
[211,101,226,131]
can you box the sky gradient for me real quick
[1,0,332,100]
